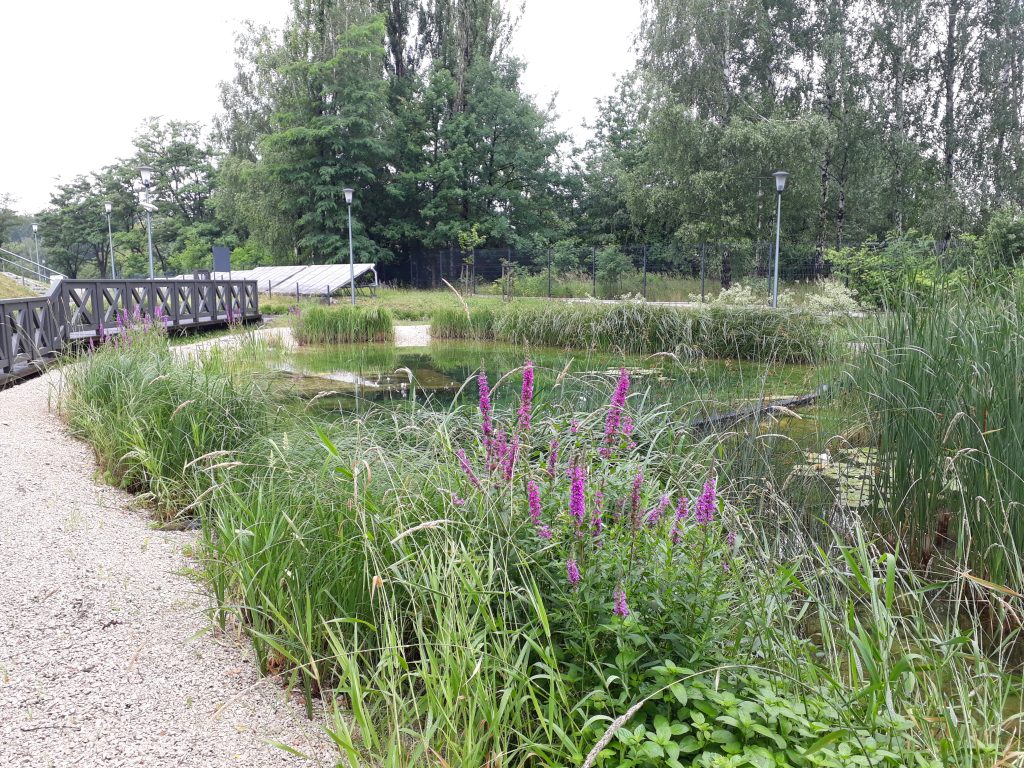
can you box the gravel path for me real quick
[0,373,336,767]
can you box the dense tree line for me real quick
[3,0,1021,280]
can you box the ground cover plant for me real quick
[430,299,840,363]
[60,318,1024,768]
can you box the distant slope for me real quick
[0,273,36,299]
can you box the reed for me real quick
[292,304,394,345]
[430,300,838,363]
[853,280,1024,586]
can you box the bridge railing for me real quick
[1,277,260,377]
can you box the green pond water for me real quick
[273,341,833,420]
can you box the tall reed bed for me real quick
[61,328,1021,767]
[430,300,838,363]
[853,281,1024,586]
[292,304,394,344]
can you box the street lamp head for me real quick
[139,165,154,187]
[772,171,789,193]
[104,201,113,215]
[32,223,38,233]
[343,188,354,205]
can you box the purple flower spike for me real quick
[727,530,736,548]
[569,465,586,526]
[537,525,552,540]
[478,371,493,441]
[602,368,630,455]
[670,497,689,544]
[646,494,670,526]
[517,361,534,432]
[456,449,480,488]
[613,587,630,617]
[546,439,559,478]
[630,471,643,518]
[567,559,581,587]
[527,480,543,526]
[695,477,717,526]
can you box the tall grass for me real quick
[430,300,839,363]
[292,304,394,345]
[853,280,1024,587]
[61,327,1022,767]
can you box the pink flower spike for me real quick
[517,360,534,432]
[567,559,581,587]
[613,587,630,617]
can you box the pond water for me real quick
[274,341,833,421]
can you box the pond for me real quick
[273,341,834,422]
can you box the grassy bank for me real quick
[292,304,394,344]
[431,300,840,363]
[59,320,1022,767]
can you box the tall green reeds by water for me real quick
[292,304,394,344]
[854,280,1024,587]
[430,300,839,363]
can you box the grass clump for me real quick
[430,299,838,363]
[292,304,394,345]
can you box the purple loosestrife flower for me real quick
[695,477,717,526]
[546,439,559,478]
[622,415,635,437]
[630,471,644,518]
[569,465,587,527]
[727,531,737,548]
[502,434,520,481]
[537,525,552,539]
[591,491,605,536]
[570,419,580,435]
[527,480,543,526]
[456,449,480,488]
[478,371,493,441]
[646,494,670,526]
[613,587,630,617]
[670,497,689,544]
[451,494,467,506]
[566,559,581,586]
[601,368,630,456]
[517,361,534,432]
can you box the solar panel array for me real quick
[178,264,378,296]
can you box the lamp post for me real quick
[344,187,355,306]
[771,171,789,308]
[139,165,155,279]
[104,202,116,279]
[31,223,43,276]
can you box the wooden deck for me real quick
[0,278,260,387]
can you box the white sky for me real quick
[1,0,642,214]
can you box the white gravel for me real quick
[0,372,337,767]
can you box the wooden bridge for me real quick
[0,277,260,385]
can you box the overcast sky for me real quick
[1,0,642,214]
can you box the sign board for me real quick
[213,246,232,273]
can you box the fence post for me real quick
[326,284,330,304]
[592,246,597,298]
[296,283,299,302]
[700,243,706,303]
[268,279,272,298]
[471,248,476,295]
[642,246,648,299]
[547,249,552,298]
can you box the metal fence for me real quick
[398,242,835,300]
[0,277,260,382]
